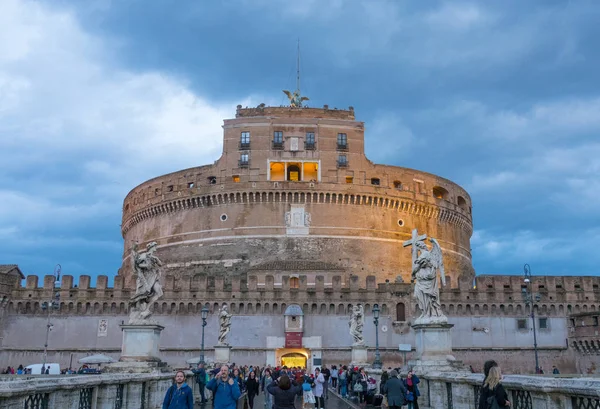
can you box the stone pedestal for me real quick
[105,324,167,373]
[408,323,464,373]
[119,324,164,362]
[351,345,368,366]
[214,345,232,364]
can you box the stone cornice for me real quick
[121,189,473,236]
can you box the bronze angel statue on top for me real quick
[283,90,309,108]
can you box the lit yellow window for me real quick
[346,176,353,184]
[232,175,240,183]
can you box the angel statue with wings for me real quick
[283,90,309,108]
[404,229,447,324]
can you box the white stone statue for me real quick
[128,242,164,324]
[349,304,365,346]
[218,305,232,345]
[403,229,447,324]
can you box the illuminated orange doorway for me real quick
[281,352,307,368]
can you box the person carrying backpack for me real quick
[478,366,511,409]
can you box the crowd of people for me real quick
[163,362,425,409]
[162,358,558,409]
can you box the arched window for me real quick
[432,186,449,200]
[396,303,406,322]
[290,277,300,289]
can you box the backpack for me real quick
[486,396,501,409]
[302,381,312,392]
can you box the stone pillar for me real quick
[214,345,232,365]
[408,323,464,373]
[351,345,368,366]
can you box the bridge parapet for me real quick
[419,371,600,409]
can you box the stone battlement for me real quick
[7,274,600,318]
[235,104,355,120]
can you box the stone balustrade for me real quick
[419,371,600,409]
[0,372,248,409]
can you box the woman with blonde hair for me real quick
[478,366,511,409]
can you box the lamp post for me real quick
[372,304,382,369]
[522,264,541,374]
[41,264,61,372]
[200,306,209,364]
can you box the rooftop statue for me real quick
[349,304,365,346]
[403,229,447,325]
[218,304,232,345]
[128,242,164,324]
[283,90,309,108]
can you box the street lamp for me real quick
[200,305,209,364]
[372,304,382,369]
[41,264,61,372]
[522,264,542,374]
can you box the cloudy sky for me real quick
[1,0,599,284]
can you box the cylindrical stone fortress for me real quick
[120,105,474,288]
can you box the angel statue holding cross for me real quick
[403,229,447,324]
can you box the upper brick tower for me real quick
[120,104,474,289]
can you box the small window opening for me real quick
[187,182,194,189]
[346,176,353,184]
[232,175,240,183]
[393,181,402,190]
[208,176,217,184]
[371,178,380,186]
[517,319,527,330]
[167,185,174,192]
[538,318,548,329]
[503,285,511,289]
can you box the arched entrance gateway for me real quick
[266,304,322,371]
[281,352,308,368]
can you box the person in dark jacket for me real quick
[245,370,260,409]
[403,370,421,409]
[382,370,407,409]
[483,360,498,378]
[163,371,194,409]
[478,366,511,409]
[191,362,208,403]
[267,374,303,409]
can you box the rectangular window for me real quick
[240,131,250,146]
[538,318,548,329]
[272,131,283,149]
[337,155,348,167]
[517,319,527,330]
[187,182,194,189]
[305,132,315,150]
[337,133,348,150]
[593,316,599,327]
[371,178,380,185]
[167,185,174,192]
[239,154,249,167]
[346,176,353,184]
[232,175,240,183]
[570,318,576,327]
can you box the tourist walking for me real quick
[478,366,511,408]
[245,370,260,409]
[267,374,303,409]
[302,374,316,409]
[207,365,242,409]
[403,370,421,409]
[382,370,407,409]
[261,368,274,409]
[191,362,208,403]
[330,365,337,389]
[338,366,348,398]
[163,371,194,409]
[322,365,330,400]
[357,368,368,404]
[313,368,326,409]
[552,366,560,375]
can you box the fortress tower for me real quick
[120,103,475,289]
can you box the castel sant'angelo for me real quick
[0,90,599,374]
